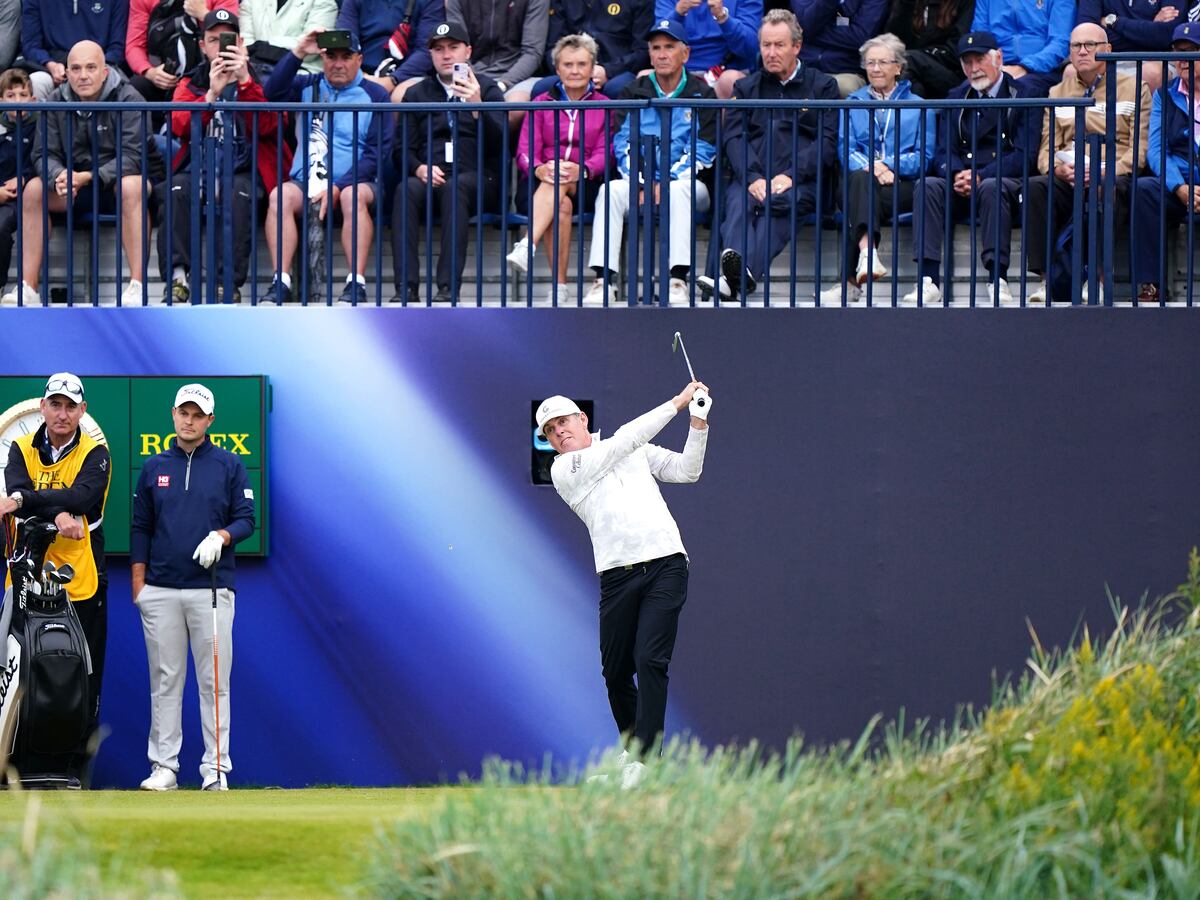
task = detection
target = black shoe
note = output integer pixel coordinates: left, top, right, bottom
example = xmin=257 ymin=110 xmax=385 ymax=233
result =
xmin=260 ymin=277 xmax=293 ymax=306
xmin=391 ymin=284 xmax=420 ymax=305
xmin=721 ymin=247 xmax=756 ymax=296
xmin=433 ymin=285 xmax=454 ymax=304
xmin=338 ymin=281 xmax=367 ymax=305
xmin=215 ymin=284 xmax=242 ymax=304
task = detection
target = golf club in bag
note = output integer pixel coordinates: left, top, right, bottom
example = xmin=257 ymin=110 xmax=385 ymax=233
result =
xmin=0 ymin=517 xmax=91 ymax=789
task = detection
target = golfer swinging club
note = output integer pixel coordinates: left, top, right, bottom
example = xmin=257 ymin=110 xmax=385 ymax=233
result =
xmin=538 ymin=379 xmax=711 ymax=784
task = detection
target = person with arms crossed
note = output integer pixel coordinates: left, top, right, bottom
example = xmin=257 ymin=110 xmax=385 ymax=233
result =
xmin=131 ymin=383 xmax=255 ymax=792
xmin=538 ymin=379 xmax=711 ymax=787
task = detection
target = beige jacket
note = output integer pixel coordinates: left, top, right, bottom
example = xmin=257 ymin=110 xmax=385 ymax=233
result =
xmin=1038 ymin=69 xmax=1150 ymax=177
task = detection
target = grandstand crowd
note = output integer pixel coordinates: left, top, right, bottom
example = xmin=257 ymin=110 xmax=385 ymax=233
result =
xmin=0 ymin=0 xmax=1195 ymax=305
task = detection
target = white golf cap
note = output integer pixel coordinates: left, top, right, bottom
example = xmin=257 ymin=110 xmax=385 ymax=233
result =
xmin=44 ymin=372 xmax=84 ymax=403
xmin=536 ymin=395 xmax=582 ymax=436
xmin=174 ymin=382 xmax=215 ymax=415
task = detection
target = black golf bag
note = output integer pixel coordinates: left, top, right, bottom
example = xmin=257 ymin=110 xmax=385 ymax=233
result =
xmin=0 ymin=518 xmax=91 ymax=788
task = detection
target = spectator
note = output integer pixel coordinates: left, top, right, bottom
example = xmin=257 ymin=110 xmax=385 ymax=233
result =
xmin=0 ymin=68 xmax=35 ymax=302
xmin=159 ymin=9 xmax=291 ymax=304
xmin=1133 ymin=22 xmax=1200 ymax=303
xmin=241 ymin=0 xmax=339 ymax=76
xmin=1079 ymin=0 xmax=1183 ymax=92
xmin=821 ymin=33 xmax=935 ymax=304
xmin=394 ymin=21 xmax=506 ymax=304
xmin=905 ymin=31 xmax=1039 ymax=306
xmin=0 ymin=0 xmax=20 ymax=74
xmin=698 ymin=9 xmax=839 ymax=303
xmin=263 ymin=28 xmax=394 ymax=305
xmin=19 ymin=0 xmax=129 ymax=100
xmin=448 ymin=0 xmax=549 ymax=113
xmin=5 ymin=40 xmax=161 ymax=307
xmin=885 ymin=0 xmax=976 ymax=99
xmin=582 ymin=19 xmax=717 ymax=307
xmin=790 ymin=0 xmax=890 ymax=97
xmin=1024 ymin=23 xmax=1149 ymax=303
xmin=540 ymin=0 xmax=653 ymax=98
xmin=126 ymin=0 xmax=238 ymax=102
xmin=656 ymin=0 xmax=761 ymax=98
xmin=336 ymin=0 xmax=442 ymax=99
xmin=969 ymin=0 xmax=1073 ymax=96
xmin=507 ymin=33 xmax=611 ymax=304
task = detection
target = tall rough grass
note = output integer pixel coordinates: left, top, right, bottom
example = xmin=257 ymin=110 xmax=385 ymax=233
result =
xmin=363 ymin=552 xmax=1200 ymax=898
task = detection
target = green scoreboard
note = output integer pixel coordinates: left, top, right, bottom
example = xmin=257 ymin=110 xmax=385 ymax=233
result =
xmin=0 ymin=376 xmax=270 ymax=556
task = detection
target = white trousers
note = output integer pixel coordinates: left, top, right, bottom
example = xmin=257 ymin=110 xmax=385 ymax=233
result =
xmin=137 ymin=584 xmax=234 ymax=782
xmin=586 ymin=177 xmax=711 ymax=274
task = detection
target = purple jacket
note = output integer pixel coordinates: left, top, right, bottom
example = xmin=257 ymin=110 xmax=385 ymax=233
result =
xmin=515 ymin=81 xmax=611 ymax=180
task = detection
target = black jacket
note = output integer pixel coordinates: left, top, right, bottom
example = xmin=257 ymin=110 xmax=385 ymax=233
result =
xmin=935 ymin=73 xmax=1041 ymax=180
xmin=0 ymin=110 xmax=36 ymax=184
xmin=545 ymin=0 xmax=652 ymax=76
xmin=397 ymin=73 xmax=507 ymax=177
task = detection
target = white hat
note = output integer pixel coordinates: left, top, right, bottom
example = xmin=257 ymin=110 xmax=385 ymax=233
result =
xmin=536 ymin=395 xmax=582 ymax=436
xmin=44 ymin=372 xmax=84 ymax=403
xmin=174 ymin=383 xmax=215 ymax=415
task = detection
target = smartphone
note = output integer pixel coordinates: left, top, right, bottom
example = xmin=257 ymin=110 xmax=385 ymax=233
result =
xmin=219 ymin=32 xmax=237 ymax=52
xmin=452 ymin=62 xmax=469 ymax=83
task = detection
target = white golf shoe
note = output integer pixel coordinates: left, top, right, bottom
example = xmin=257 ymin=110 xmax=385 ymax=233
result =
xmin=139 ymin=765 xmax=178 ymax=791
xmin=620 ymin=760 xmax=646 ymax=790
xmin=201 ymin=772 xmax=228 ymax=791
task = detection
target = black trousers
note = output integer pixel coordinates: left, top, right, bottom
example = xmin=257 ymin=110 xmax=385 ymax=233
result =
xmin=1025 ymin=173 xmax=1131 ymax=274
xmin=157 ymin=171 xmax=254 ymax=286
xmin=598 ymin=553 xmax=688 ymax=754
xmin=844 ymin=168 xmax=916 ymax=278
xmin=0 ymin=202 xmax=18 ymax=292
xmin=720 ymin=181 xmax=819 ymax=282
xmin=914 ymin=176 xmax=1020 ymax=275
xmin=393 ymin=169 xmax=498 ymax=294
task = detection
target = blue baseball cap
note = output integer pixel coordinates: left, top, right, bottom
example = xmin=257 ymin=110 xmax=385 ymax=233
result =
xmin=957 ymin=32 xmax=999 ymax=57
xmin=646 ymin=18 xmax=689 ymax=44
xmin=1172 ymin=22 xmax=1200 ymax=46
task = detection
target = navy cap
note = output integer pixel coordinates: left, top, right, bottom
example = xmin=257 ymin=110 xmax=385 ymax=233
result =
xmin=646 ymin=18 xmax=689 ymax=44
xmin=1173 ymin=22 xmax=1200 ymax=45
xmin=957 ymin=31 xmax=999 ymax=57
xmin=202 ymin=8 xmax=238 ymax=32
xmin=429 ymin=21 xmax=471 ymax=46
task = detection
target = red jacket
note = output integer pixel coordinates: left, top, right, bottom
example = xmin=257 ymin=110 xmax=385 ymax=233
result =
xmin=126 ymin=0 xmax=240 ymax=76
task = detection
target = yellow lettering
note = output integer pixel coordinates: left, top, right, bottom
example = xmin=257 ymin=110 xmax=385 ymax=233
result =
xmin=141 ymin=434 xmax=162 ymax=456
xmin=209 ymin=434 xmax=226 ymax=449
xmin=164 ymin=433 xmax=176 ymax=450
xmin=227 ymin=434 xmax=251 ymax=455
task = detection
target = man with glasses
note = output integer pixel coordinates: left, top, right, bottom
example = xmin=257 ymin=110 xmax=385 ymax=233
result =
xmin=1024 ymin=23 xmax=1149 ymax=303
xmin=970 ymin=0 xmax=1073 ymax=96
xmin=0 ymin=373 xmax=111 ymax=787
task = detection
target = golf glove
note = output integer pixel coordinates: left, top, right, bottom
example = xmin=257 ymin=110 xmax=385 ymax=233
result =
xmin=193 ymin=531 xmax=224 ymax=569
xmin=689 ymin=389 xmax=712 ymax=420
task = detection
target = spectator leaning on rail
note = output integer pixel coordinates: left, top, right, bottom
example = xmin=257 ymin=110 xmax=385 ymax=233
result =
xmin=18 ymin=0 xmax=129 ymax=100
xmin=698 ymin=9 xmax=839 ymax=304
xmin=393 ymin=21 xmax=506 ymax=305
xmin=1132 ymin=22 xmax=1200 ymax=304
xmin=583 ymin=19 xmax=717 ymax=307
xmin=884 ymin=0 xmax=976 ymax=99
xmin=0 ymin=69 xmax=36 ymax=304
xmin=240 ymin=0 xmax=339 ymax=77
xmin=790 ymin=0 xmax=890 ymax=97
xmin=1023 ymin=22 xmax=1149 ymax=304
xmin=656 ymin=0 xmax=761 ymax=99
xmin=159 ymin=9 xmax=292 ymax=304
xmin=968 ymin=0 xmax=1072 ymax=97
xmin=125 ymin=0 xmax=238 ymax=103
xmin=6 ymin=40 xmax=164 ymax=307
xmin=336 ymin=0 xmax=442 ymax=100
xmin=821 ymin=33 xmax=935 ymax=305
xmin=540 ymin=0 xmax=653 ymax=98
xmin=262 ymin=28 xmax=394 ymax=306
xmin=1079 ymin=0 xmax=1183 ymax=93
xmin=905 ymin=31 xmax=1040 ymax=306
xmin=508 ymin=33 xmax=612 ymax=305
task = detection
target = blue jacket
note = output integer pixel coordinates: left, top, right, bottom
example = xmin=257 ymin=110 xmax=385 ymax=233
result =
xmin=970 ymin=0 xmax=1072 ymax=75
xmin=839 ymin=79 xmax=936 ymax=178
xmin=1148 ymin=79 xmax=1200 ymax=192
xmin=791 ymin=0 xmax=890 ymax=75
xmin=934 ymin=73 xmax=1040 ymax=179
xmin=614 ymin=71 xmax=717 ymax=181
xmin=265 ymin=53 xmax=395 ymax=189
xmin=0 ymin=111 xmax=37 ymax=184
xmin=1078 ymin=0 xmax=1182 ymax=53
xmin=336 ymin=0 xmax=442 ymax=80
xmin=21 ymin=0 xmax=129 ymax=66
xmin=131 ymin=438 xmax=256 ymax=591
xmin=656 ymin=0 xmax=761 ymax=71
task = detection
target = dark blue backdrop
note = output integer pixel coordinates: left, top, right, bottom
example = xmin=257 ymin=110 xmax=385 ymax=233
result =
xmin=1 ymin=308 xmax=1195 ymax=788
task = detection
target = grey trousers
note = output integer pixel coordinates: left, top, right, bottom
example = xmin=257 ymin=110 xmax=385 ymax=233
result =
xmin=137 ymin=584 xmax=234 ymax=783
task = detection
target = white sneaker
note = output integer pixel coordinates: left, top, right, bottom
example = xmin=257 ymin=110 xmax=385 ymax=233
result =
xmin=546 ymin=283 xmax=570 ymax=305
xmin=620 ymin=760 xmax=646 ymax=790
xmin=667 ymin=277 xmax=689 ymax=307
xmin=582 ymin=278 xmax=617 ymax=307
xmin=201 ymin=772 xmax=228 ymax=791
xmin=121 ymin=279 xmax=144 ymax=306
xmin=585 ymin=749 xmax=631 ymax=784
xmin=2 ymin=281 xmax=39 ymax=306
xmin=902 ymin=277 xmax=942 ymax=306
xmin=820 ymin=282 xmax=862 ymax=305
xmin=1027 ymin=281 xmax=1047 ymax=305
xmin=696 ymin=274 xmax=731 ymax=301
xmin=506 ymin=237 xmax=533 ymax=273
xmin=987 ymin=277 xmax=1014 ymax=306
xmin=855 ymin=248 xmax=887 ymax=284
xmin=139 ymin=765 xmax=178 ymax=791
xmin=1081 ymin=281 xmax=1104 ymax=305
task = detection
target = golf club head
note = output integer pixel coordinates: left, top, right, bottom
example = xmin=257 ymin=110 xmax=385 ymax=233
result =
xmin=56 ymin=564 xmax=75 ymax=585
xmin=42 ymin=561 xmax=56 ymax=586
xmin=672 ymin=331 xmax=681 ymax=353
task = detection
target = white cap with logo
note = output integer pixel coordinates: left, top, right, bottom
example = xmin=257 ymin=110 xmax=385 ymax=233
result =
xmin=174 ymin=383 xmax=215 ymax=415
xmin=536 ymin=395 xmax=582 ymax=437
xmin=44 ymin=372 xmax=85 ymax=403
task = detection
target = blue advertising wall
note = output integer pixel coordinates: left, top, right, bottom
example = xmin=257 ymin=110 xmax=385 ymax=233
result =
xmin=1 ymin=308 xmax=1196 ymax=788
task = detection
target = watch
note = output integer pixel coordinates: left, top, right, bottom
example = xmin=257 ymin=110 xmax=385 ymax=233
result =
xmin=1102 ymin=13 xmax=1117 ymax=26
xmin=0 ymin=397 xmax=108 ymax=496
xmin=9 ymin=491 xmax=21 ymax=508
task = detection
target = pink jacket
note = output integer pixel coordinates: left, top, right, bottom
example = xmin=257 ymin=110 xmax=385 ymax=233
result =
xmin=515 ymin=82 xmax=611 ymax=180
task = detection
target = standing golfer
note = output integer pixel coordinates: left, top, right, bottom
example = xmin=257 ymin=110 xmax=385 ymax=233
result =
xmin=538 ymin=380 xmax=711 ymax=778
xmin=130 ymin=384 xmax=255 ymax=791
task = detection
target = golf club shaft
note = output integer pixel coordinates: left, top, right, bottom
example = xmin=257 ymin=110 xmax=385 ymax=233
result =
xmin=678 ymin=336 xmax=697 ymax=382
xmin=211 ymin=566 xmax=222 ymax=781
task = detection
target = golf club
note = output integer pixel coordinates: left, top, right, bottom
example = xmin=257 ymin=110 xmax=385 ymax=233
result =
xmin=41 ymin=561 xmax=56 ymax=594
xmin=56 ymin=564 xmax=74 ymax=585
xmin=672 ymin=332 xmax=708 ymax=412
xmin=211 ymin=564 xmax=222 ymax=787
